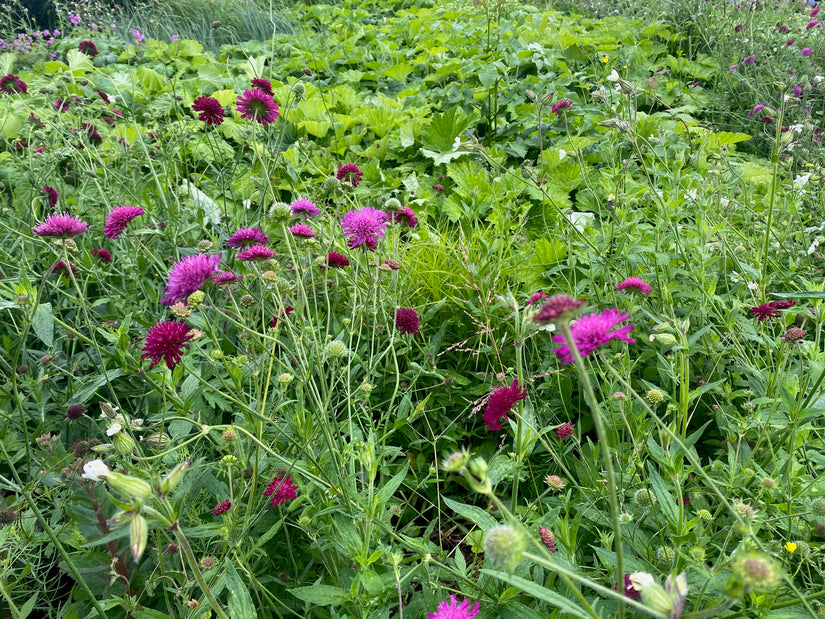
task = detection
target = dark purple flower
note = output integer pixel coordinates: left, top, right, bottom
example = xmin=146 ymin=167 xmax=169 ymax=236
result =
xmin=226 ymin=227 xmax=267 ymax=248
xmin=551 ymin=99 xmax=573 ymax=116
xmin=66 ymin=404 xmax=85 ymax=420
xmin=0 ymin=74 xmax=27 ymax=94
xmin=192 ymin=96 xmax=225 ymax=125
xmin=96 ymin=89 xmax=110 ymax=103
xmin=552 ymin=308 xmax=635 ymax=365
xmin=250 ymin=77 xmax=273 ymax=96
xmin=237 ymin=244 xmax=274 ymax=261
xmin=104 ymin=205 xmax=144 ymax=239
xmin=427 ymin=596 xmax=480 ymax=619
xmin=269 ymin=306 xmax=293 ymax=328
xmin=212 ymin=271 xmax=240 ymax=285
xmin=92 ymin=248 xmax=112 ymax=263
xmin=391 ymin=206 xmax=418 ymax=228
xmin=807 ymin=19 xmax=819 ymax=30
xmin=483 ymin=380 xmax=527 ymax=431
xmin=555 ymin=422 xmax=574 ymax=439
xmin=750 ymin=304 xmax=780 ymax=322
xmin=538 ymin=527 xmax=557 ymax=553
xmin=341 ymin=206 xmax=388 ymax=251
xmin=326 ymin=251 xmax=350 ymax=268
xmin=264 ymin=475 xmax=297 ymax=507
xmin=290 ymin=199 xmax=320 ymax=218
xmin=734 ymin=23 xmax=743 ymax=32
xmin=769 ymin=300 xmax=795 ymax=310
xmin=42 ymin=185 xmax=58 ymax=209
xmin=33 ymin=213 xmax=88 ymax=238
xmin=236 ymin=88 xmax=279 ymax=126
xmin=533 ymin=295 xmax=586 ymax=324
xmin=160 ymin=253 xmax=221 ymax=305
xmin=395 ymin=308 xmax=420 ymax=334
xmin=616 ymin=277 xmax=652 ymax=295
xmin=51 ymin=261 xmax=77 ymax=277
xmin=782 ymin=327 xmax=807 ymax=341
xmin=78 ymin=40 xmax=98 ymax=56
xmin=140 ymin=321 xmax=193 ymax=369
xmin=742 ymin=55 xmax=756 ymax=64
xmin=802 ymin=47 xmax=813 ymax=57
xmin=618 ymin=574 xmax=641 ymax=601
xmin=336 ymin=163 xmax=363 ymax=187
xmin=212 ymin=500 xmax=231 ymax=516
xmin=528 ymin=291 xmax=549 ymax=305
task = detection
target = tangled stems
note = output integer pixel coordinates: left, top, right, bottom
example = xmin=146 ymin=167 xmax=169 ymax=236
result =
xmin=557 ymin=318 xmax=625 ymax=618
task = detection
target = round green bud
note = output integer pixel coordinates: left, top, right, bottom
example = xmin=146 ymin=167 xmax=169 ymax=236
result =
xmin=197 ymin=240 xmax=214 ymax=252
xmin=484 ymin=525 xmax=525 ymax=571
xmin=811 ymin=498 xmax=825 ymax=517
xmin=187 ymin=290 xmax=206 ymax=307
xmin=268 ymin=201 xmax=292 ymax=221
xmin=384 ymin=197 xmax=401 ymax=210
xmin=325 ymin=340 xmax=349 ymax=359
xmin=655 ymin=545 xmax=675 ymax=564
xmin=634 ymin=488 xmax=653 ymax=508
xmin=323 ymin=177 xmax=341 ymax=192
xmin=733 ymin=551 xmax=782 ymax=590
xmin=646 ymin=388 xmax=664 ymax=404
xmin=278 ymin=372 xmax=294 ymax=385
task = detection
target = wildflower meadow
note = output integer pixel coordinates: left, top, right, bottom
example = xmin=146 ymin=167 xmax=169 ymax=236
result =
xmin=2 ymin=0 xmax=825 ymax=616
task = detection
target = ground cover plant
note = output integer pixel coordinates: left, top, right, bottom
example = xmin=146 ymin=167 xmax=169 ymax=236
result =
xmin=2 ymin=0 xmax=825 ymax=616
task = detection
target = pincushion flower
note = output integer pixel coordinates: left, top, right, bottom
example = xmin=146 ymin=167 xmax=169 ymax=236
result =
xmin=750 ymin=304 xmax=780 ymax=322
xmin=0 ymin=74 xmax=27 ymax=94
xmin=290 ymin=198 xmax=320 ymax=219
xmin=555 ymin=422 xmax=574 ymax=439
xmin=616 ymin=277 xmax=652 ymax=295
xmin=427 ymin=596 xmax=480 ymax=619
xmin=78 ymin=40 xmax=98 ymax=56
xmin=52 ymin=261 xmax=77 ymax=277
xmin=326 ymin=251 xmax=350 ymax=268
xmin=212 ymin=271 xmax=240 ymax=285
xmin=104 ymin=205 xmax=144 ymax=239
xmin=391 ymin=206 xmax=418 ymax=228
xmin=551 ymin=99 xmax=573 ymax=116
xmin=212 ymin=500 xmax=231 ymax=516
xmin=192 ymin=96 xmax=225 ymax=125
xmin=92 ymin=248 xmax=112 ymax=263
xmin=802 ymin=47 xmax=813 ymax=57
xmin=395 ymin=308 xmax=420 ymax=334
xmin=527 ymin=291 xmax=549 ymax=305
xmin=236 ymin=88 xmax=279 ymax=126
xmin=483 ymin=380 xmax=527 ymax=431
xmin=42 ymin=185 xmax=58 ymax=209
xmin=533 ymin=295 xmax=586 ymax=324
xmin=552 ymin=308 xmax=635 ymax=365
xmin=237 ymin=244 xmax=275 ymax=261
xmin=160 ymin=253 xmax=221 ymax=305
xmin=226 ymin=227 xmax=268 ymax=248
xmin=33 ymin=213 xmax=88 ymax=238
xmin=264 ymin=475 xmax=297 ymax=507
xmin=336 ymin=163 xmax=363 ymax=187
xmin=140 ymin=321 xmax=193 ymax=369
xmin=341 ymin=206 xmax=388 ymax=251
xmin=250 ymin=77 xmax=273 ymax=96
xmin=289 ymin=223 xmax=316 ymax=238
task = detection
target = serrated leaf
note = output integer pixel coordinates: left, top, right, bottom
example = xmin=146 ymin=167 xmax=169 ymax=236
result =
xmin=134 ymin=66 xmax=166 ymax=93
xmin=288 ymin=584 xmax=349 ymax=606
xmin=32 ymin=302 xmax=54 ymax=347
xmin=67 ymin=49 xmax=94 ymax=74
xmin=707 ymin=131 xmax=751 ymax=148
xmin=421 ymin=149 xmax=469 ymax=166
xmin=442 ymin=497 xmax=498 ymax=531
xmin=225 ymin=561 xmax=257 ymax=619
xmin=211 ymin=89 xmax=237 ymax=108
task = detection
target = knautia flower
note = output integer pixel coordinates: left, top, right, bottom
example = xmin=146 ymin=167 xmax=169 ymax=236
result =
xmin=427 ymin=596 xmax=480 ymax=619
xmin=42 ymin=185 xmax=58 ymax=209
xmin=290 ymin=198 xmax=320 ymax=219
xmin=750 ymin=304 xmax=780 ymax=322
xmin=0 ymin=74 xmax=27 ymax=94
xmin=237 ymin=244 xmax=274 ymax=261
xmin=769 ymin=300 xmax=795 ymax=310
xmin=545 ymin=474 xmax=565 ymax=489
xmin=51 ymin=261 xmax=77 ymax=277
xmin=140 ymin=321 xmax=193 ymax=369
xmin=326 ymin=251 xmax=350 ymax=268
xmin=802 ymin=47 xmax=813 ymax=57
xmin=484 ymin=525 xmax=525 ymax=570
xmin=555 ymin=422 xmax=574 ymax=439
xmin=341 ymin=206 xmax=388 ymax=251
xmin=289 ymin=223 xmax=316 ymax=238
xmin=395 ymin=308 xmax=420 ymax=334
xmin=617 ymin=277 xmax=652 ymax=295
xmin=552 ymin=308 xmax=635 ymax=365
xmin=236 ymin=88 xmax=279 ymax=126
xmin=391 ymin=205 xmax=418 ymax=228
xmin=250 ymin=77 xmax=273 ymax=95
xmin=483 ymin=380 xmax=526 ymax=431
xmin=551 ymin=99 xmax=573 ymax=115
xmin=742 ymin=55 xmax=756 ymax=65
xmin=92 ymin=248 xmax=112 ymax=263
xmin=33 ymin=213 xmax=88 ymax=238
xmin=78 ymin=40 xmax=98 ymax=56
xmin=538 ymin=527 xmax=557 ymax=553
xmin=212 ymin=271 xmax=239 ymax=285
xmin=527 ymin=291 xmax=549 ymax=305
xmin=533 ymin=295 xmax=586 ymax=324
xmin=264 ymin=475 xmax=297 ymax=507
xmin=104 ymin=205 xmax=144 ymax=239
xmin=160 ymin=253 xmax=221 ymax=305
xmin=192 ymin=96 xmax=225 ymax=125
xmin=226 ymin=227 xmax=268 ymax=248
xmin=336 ymin=163 xmax=363 ymax=187
xmin=782 ymin=327 xmax=807 ymax=342
xmin=212 ymin=500 xmax=231 ymax=516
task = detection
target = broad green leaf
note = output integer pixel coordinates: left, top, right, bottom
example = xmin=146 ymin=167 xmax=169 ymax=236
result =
xmin=67 ymin=49 xmax=94 ymax=74
xmin=442 ymin=497 xmax=498 ymax=531
xmin=706 ymin=131 xmax=751 ymax=149
xmin=32 ymin=302 xmax=54 ymax=347
xmin=288 ymin=584 xmax=349 ymax=606
xmin=225 ymin=561 xmax=257 ymax=619
xmin=211 ymin=89 xmax=237 ymax=108
xmin=134 ymin=66 xmax=166 ymax=93
xmin=739 ymin=162 xmax=773 ymax=186
xmin=421 ymin=149 xmax=468 ymax=166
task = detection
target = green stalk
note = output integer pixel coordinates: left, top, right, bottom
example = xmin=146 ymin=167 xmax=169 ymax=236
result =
xmin=172 ymin=524 xmax=229 ymax=619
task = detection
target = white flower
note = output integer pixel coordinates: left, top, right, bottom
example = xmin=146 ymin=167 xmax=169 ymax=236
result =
xmin=684 ymin=188 xmax=699 ymax=201
xmin=629 ymin=572 xmax=656 ymax=591
xmin=82 ymin=459 xmax=111 ymax=481
xmin=558 ymin=149 xmax=567 ymax=162
xmin=748 ymin=282 xmax=759 ymax=291
xmin=607 ymin=69 xmax=621 ymax=82
xmin=720 ymin=197 xmax=730 ymax=207
xmin=808 ymin=237 xmax=820 ymax=255
xmin=794 ymin=174 xmax=811 ymax=191
xmin=452 ymin=136 xmax=462 ymax=152
xmin=106 ymin=421 xmax=122 ymax=436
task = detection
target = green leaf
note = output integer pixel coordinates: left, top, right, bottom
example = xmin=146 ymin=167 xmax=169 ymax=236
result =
xmin=225 ymin=561 xmax=257 ymax=619
xmin=135 ymin=66 xmax=167 ymax=93
xmin=647 ymin=464 xmax=680 ymax=529
xmin=482 ymin=569 xmax=593 ymax=619
xmin=374 ymin=465 xmax=408 ymax=507
xmin=32 ymin=302 xmax=54 ymax=347
xmin=478 ymin=63 xmax=499 ymax=88
xmin=442 ymin=497 xmax=498 ymax=531
xmin=771 ymin=291 xmax=825 ymax=299
xmin=73 ymin=369 xmax=125 ymax=405
xmin=67 ymin=49 xmax=94 ymax=74
xmin=19 ymin=593 xmax=37 ymax=618
xmin=288 ymin=584 xmax=349 ymax=606
xmin=421 ymin=149 xmax=468 ymax=166
xmin=706 ymin=131 xmax=751 ymax=149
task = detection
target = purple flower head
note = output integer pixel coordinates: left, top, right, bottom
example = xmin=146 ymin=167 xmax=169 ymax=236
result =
xmin=483 ymin=379 xmax=527 ymax=431
xmin=290 ymin=199 xmax=320 ymax=218
xmin=160 ymin=253 xmax=221 ymax=305
xmin=552 ymin=308 xmax=635 ymax=365
xmin=289 ymin=223 xmax=316 ymax=238
xmin=734 ymin=23 xmax=743 ymax=32
xmin=793 ymin=86 xmax=803 ymax=97
xmin=0 ymin=74 xmax=27 ymax=95
xmin=742 ymin=55 xmax=756 ymax=65
xmin=749 ymin=103 xmax=765 ymax=117
xmin=51 ymin=261 xmax=77 ymax=277
xmin=192 ymin=96 xmax=225 ymax=125
xmin=264 ymin=476 xmax=297 ymax=507
xmin=33 ymin=213 xmax=88 ymax=238
xmin=341 ymin=206 xmax=388 ymax=252
xmin=555 ymin=422 xmax=574 ymax=439
xmin=92 ymin=248 xmax=112 ymax=263
xmin=427 ymin=596 xmax=480 ymax=619
xmin=212 ymin=500 xmax=231 ymax=516
xmin=236 ymin=88 xmax=279 ymax=126
xmin=226 ymin=227 xmax=268 ymax=248
xmin=78 ymin=40 xmax=98 ymax=56
xmin=616 ymin=277 xmax=652 ymax=295
xmin=395 ymin=308 xmax=420 ymax=334
xmin=778 ymin=24 xmax=790 ymax=34
xmin=813 ymin=7 xmax=821 ymax=17
xmin=326 ymin=251 xmax=350 ymax=268
xmin=391 ymin=205 xmax=418 ymax=228
xmin=131 ymin=28 xmax=144 ymax=43
xmin=140 ymin=321 xmax=193 ymax=369
xmin=807 ymin=19 xmax=820 ymax=29
xmin=750 ymin=304 xmax=779 ymax=322
xmin=250 ymin=77 xmax=273 ymax=96
xmin=69 ymin=13 xmax=80 ymax=25
xmin=551 ymin=99 xmax=573 ymax=116
xmin=534 ymin=295 xmax=586 ymax=324
xmin=618 ymin=574 xmax=641 ymax=601
xmin=212 ymin=271 xmax=239 ymax=285
xmin=104 ymin=205 xmax=144 ymax=239
xmin=42 ymin=185 xmax=58 ymax=209
xmin=336 ymin=163 xmax=363 ymax=187
xmin=237 ymin=244 xmax=275 ymax=261
xmin=802 ymin=47 xmax=813 ymax=57
xmin=729 ymin=64 xmax=738 ymax=71
xmin=527 ymin=291 xmax=549 ymax=305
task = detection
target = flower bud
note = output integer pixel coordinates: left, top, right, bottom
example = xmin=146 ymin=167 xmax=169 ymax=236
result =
xmin=106 ymin=470 xmax=153 ymax=499
xmin=325 ymin=340 xmax=349 ymax=359
xmin=525 ymin=89 xmax=537 ymax=102
xmin=733 ymin=551 xmax=781 ymax=590
xmin=441 ymin=449 xmax=470 ymax=473
xmin=649 ymin=333 xmax=678 ymax=346
xmin=130 ymin=514 xmax=148 ymax=560
xmin=629 ymin=573 xmax=673 ymax=615
xmin=160 ymin=459 xmax=189 ymax=494
xmin=291 ymin=82 xmax=306 ymax=98
xmin=484 ymin=525 xmax=525 ymax=570
xmin=188 ymin=290 xmax=205 ymax=307
xmin=112 ymin=432 xmax=136 ymax=455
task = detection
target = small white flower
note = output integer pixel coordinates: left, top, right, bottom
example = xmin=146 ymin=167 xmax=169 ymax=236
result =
xmin=558 ymin=149 xmax=567 ymax=162
xmin=748 ymin=282 xmax=759 ymax=291
xmin=452 ymin=136 xmax=462 ymax=152
xmin=82 ymin=459 xmax=111 ymax=481
xmin=242 ymin=199 xmax=252 ymax=209
xmin=720 ymin=197 xmax=730 ymax=207
xmin=607 ymin=69 xmax=621 ymax=82
xmin=106 ymin=421 xmax=122 ymax=436
xmin=683 ymin=188 xmax=699 ymax=201
xmin=794 ymin=174 xmax=811 ymax=191
xmin=808 ymin=238 xmax=820 ymax=255
xmin=629 ymin=572 xmax=656 ymax=592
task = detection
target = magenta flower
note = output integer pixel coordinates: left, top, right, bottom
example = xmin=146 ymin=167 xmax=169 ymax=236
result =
xmin=236 ymin=88 xmax=279 ymax=126
xmin=289 ymin=223 xmax=315 ymax=238
xmin=212 ymin=500 xmax=231 ymax=516
xmin=250 ymin=77 xmax=273 ymax=96
xmin=326 ymin=251 xmax=350 ymax=268
xmin=616 ymin=277 xmax=652 ymax=295
xmin=750 ymin=304 xmax=780 ymax=322
xmin=802 ymin=47 xmax=813 ymax=57
xmin=427 ymin=596 xmax=480 ymax=619
xmin=619 ymin=574 xmax=641 ymax=601
xmin=51 ymin=261 xmax=77 ymax=277
xmin=341 ymin=206 xmax=388 ymax=251
xmin=551 ymin=99 xmax=573 ymax=116
xmin=92 ymin=248 xmax=112 ymax=263
xmin=483 ymin=380 xmax=527 ymax=431
xmin=748 ymin=103 xmax=765 ymax=117
xmin=552 ymin=308 xmax=635 ymax=365
xmin=391 ymin=206 xmax=418 ymax=228
xmin=42 ymin=185 xmax=58 ymax=209
xmin=33 ymin=213 xmax=88 ymax=238
xmin=104 ymin=205 xmax=144 ymax=239
xmin=539 ymin=526 xmax=558 ymax=553
xmin=212 ymin=271 xmax=239 ymax=285
xmin=269 ymin=306 xmax=293 ymax=328
xmin=555 ymin=422 xmax=574 ymax=439
xmin=528 ymin=291 xmax=549 ymax=305
xmin=778 ymin=24 xmax=790 ymax=34
xmin=813 ymin=7 xmax=820 ymax=17
xmin=734 ymin=23 xmax=743 ymax=32
xmin=729 ymin=64 xmax=738 ymax=71
xmin=140 ymin=321 xmax=193 ymax=369
xmin=264 ymin=476 xmax=297 ymax=507
xmin=192 ymin=96 xmax=225 ymax=125
xmin=237 ymin=244 xmax=275 ymax=261
xmin=533 ymin=295 xmax=586 ymax=324
xmin=160 ymin=253 xmax=221 ymax=305
xmin=290 ymin=198 xmax=320 ymax=218
xmin=226 ymin=227 xmax=268 ymax=248
xmin=78 ymin=40 xmax=98 ymax=56
xmin=769 ymin=300 xmax=795 ymax=310
xmin=742 ymin=55 xmax=756 ymax=64
xmin=395 ymin=308 xmax=420 ymax=334
xmin=807 ymin=19 xmax=819 ymax=30
xmin=336 ymin=163 xmax=363 ymax=187
xmin=0 ymin=74 xmax=27 ymax=95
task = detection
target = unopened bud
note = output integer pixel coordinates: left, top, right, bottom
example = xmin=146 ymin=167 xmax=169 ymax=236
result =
xmin=130 ymin=514 xmax=148 ymax=560
xmin=106 ymin=471 xmax=153 ymax=499
xmin=484 ymin=525 xmax=525 ymax=570
xmin=160 ymin=459 xmax=189 ymax=494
